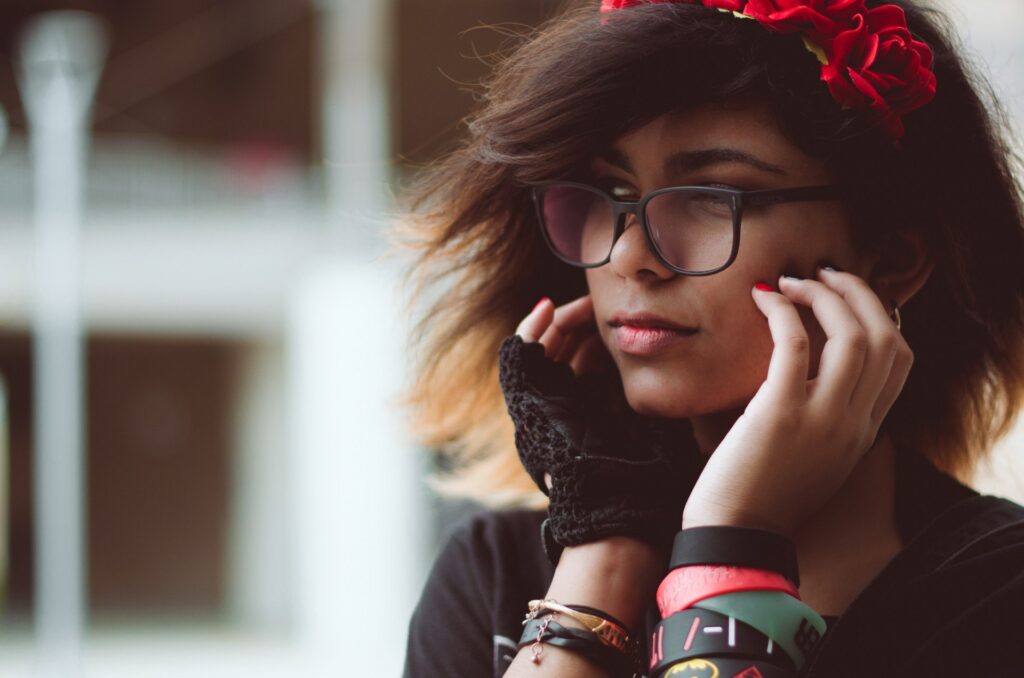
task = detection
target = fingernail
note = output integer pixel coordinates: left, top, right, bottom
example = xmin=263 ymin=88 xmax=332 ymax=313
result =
xmin=781 ymin=275 xmax=802 ymax=281
xmin=532 ymin=297 xmax=550 ymax=313
xmin=819 ymin=263 xmax=842 ymax=273
xmin=754 ymin=282 xmax=775 ymax=292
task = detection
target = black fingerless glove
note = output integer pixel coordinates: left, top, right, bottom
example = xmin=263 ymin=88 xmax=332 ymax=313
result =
xmin=498 ymin=334 xmax=704 ymax=560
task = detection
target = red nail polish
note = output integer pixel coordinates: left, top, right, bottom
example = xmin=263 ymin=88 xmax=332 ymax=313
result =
xmin=754 ymin=282 xmax=775 ymax=292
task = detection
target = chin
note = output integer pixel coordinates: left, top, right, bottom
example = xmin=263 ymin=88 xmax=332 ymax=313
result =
xmin=618 ymin=364 xmax=758 ymax=420
xmin=619 ymin=375 xmax=696 ymax=419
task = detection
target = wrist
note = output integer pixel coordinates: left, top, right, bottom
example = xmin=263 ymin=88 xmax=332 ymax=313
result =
xmin=548 ymin=537 xmax=667 ymax=631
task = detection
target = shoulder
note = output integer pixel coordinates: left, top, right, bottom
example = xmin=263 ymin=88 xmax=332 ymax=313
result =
xmin=442 ymin=505 xmax=550 ymax=561
xmin=418 ymin=504 xmax=551 ymax=593
xmin=433 ymin=506 xmax=555 ymax=609
xmin=931 ymin=493 xmax=1024 ymax=566
xmin=402 ymin=506 xmax=553 ymax=678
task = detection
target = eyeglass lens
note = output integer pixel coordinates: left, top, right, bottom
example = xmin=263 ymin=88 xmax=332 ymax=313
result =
xmin=539 ymin=184 xmax=735 ymax=272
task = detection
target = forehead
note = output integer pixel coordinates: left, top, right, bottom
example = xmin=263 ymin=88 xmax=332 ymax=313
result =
xmin=595 ymin=102 xmax=833 ymax=183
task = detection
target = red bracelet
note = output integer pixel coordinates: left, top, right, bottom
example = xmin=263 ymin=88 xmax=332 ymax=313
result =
xmin=656 ymin=564 xmax=801 ymax=619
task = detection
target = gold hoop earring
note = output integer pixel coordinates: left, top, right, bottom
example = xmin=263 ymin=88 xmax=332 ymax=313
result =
xmin=891 ymin=304 xmax=902 ymax=332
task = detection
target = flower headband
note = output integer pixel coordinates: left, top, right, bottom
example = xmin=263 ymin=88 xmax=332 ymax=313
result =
xmin=599 ymin=0 xmax=936 ymax=141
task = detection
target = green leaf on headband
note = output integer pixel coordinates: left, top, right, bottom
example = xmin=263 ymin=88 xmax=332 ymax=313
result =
xmin=802 ymin=36 xmax=829 ymax=65
xmin=715 ymin=8 xmax=756 ymax=21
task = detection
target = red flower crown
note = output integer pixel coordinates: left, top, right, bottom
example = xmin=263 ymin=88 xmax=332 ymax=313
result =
xmin=599 ymin=0 xmax=936 ymax=141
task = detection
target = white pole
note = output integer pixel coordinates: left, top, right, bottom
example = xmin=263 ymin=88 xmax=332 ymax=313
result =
xmin=316 ymin=0 xmax=394 ymax=252
xmin=15 ymin=11 xmax=106 ymax=678
xmin=287 ymin=2 xmax=426 ymax=676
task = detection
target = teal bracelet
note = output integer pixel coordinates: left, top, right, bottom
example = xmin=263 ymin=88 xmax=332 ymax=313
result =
xmin=690 ymin=590 xmax=826 ymax=670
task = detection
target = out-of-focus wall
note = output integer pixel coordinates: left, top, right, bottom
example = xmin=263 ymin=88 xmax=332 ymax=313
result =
xmin=0 ymin=1 xmax=1018 ymax=677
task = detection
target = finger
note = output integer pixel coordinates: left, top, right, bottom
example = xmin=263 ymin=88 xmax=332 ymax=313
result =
xmin=538 ymin=295 xmax=597 ymax=360
xmin=750 ymin=283 xmax=811 ymax=403
xmin=870 ymin=343 xmax=913 ymax=425
xmin=516 ymin=297 xmax=554 ymax=343
xmin=777 ymin=276 xmax=867 ymax=407
xmin=815 ymin=268 xmax=904 ymax=412
xmin=554 ymin=330 xmax=586 ymax=364
xmin=569 ymin=333 xmax=613 ymax=376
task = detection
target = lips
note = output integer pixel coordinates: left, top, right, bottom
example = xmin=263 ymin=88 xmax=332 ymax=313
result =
xmin=609 ymin=312 xmax=696 ymax=333
xmin=609 ymin=312 xmax=698 ymax=356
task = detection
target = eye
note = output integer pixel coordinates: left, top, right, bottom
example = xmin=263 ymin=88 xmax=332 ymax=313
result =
xmin=688 ymin=191 xmax=733 ymax=215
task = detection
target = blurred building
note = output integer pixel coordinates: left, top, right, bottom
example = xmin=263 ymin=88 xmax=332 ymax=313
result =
xmin=0 ymin=0 xmax=1019 ymax=676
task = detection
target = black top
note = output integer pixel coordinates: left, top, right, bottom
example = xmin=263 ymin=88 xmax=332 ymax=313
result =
xmin=403 ymin=447 xmax=1024 ymax=677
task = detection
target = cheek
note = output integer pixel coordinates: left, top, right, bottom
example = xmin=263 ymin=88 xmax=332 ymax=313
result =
xmin=606 ymin=286 xmax=779 ymax=418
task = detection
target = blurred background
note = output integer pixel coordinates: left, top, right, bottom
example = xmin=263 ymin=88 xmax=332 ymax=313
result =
xmin=0 ymin=1 xmax=1019 ymax=676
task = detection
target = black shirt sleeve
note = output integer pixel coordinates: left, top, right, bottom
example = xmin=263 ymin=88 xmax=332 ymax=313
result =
xmin=402 ymin=507 xmax=555 ymax=678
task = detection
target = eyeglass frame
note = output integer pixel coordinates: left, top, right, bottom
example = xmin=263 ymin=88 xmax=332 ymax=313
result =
xmin=528 ymin=180 xmax=844 ymax=276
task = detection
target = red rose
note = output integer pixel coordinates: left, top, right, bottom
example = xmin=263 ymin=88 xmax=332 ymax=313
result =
xmin=743 ymin=0 xmax=865 ymax=44
xmin=822 ymin=4 xmax=936 ymax=139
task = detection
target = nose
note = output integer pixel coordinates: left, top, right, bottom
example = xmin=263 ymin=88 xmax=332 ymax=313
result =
xmin=607 ymin=211 xmax=677 ymax=281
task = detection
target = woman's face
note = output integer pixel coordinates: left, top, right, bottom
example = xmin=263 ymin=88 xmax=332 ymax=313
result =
xmin=585 ymin=102 xmax=869 ymax=419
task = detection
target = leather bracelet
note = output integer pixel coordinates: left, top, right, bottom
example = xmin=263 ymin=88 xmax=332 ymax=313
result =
xmin=671 ymin=526 xmax=800 ymax=587
xmin=691 ymin=590 xmax=826 ymax=671
xmin=527 ymin=598 xmax=636 ymax=657
xmin=518 ymin=616 xmax=639 ymax=677
xmin=655 ymin=655 xmax=798 ymax=678
xmin=648 ymin=607 xmax=797 ymax=676
xmin=656 ymin=564 xmax=801 ymax=618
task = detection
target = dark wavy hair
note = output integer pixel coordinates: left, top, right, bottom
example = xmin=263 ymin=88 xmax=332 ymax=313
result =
xmin=392 ymin=0 xmax=1024 ymax=505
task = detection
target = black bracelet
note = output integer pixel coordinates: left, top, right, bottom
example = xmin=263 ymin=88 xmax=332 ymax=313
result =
xmin=670 ymin=526 xmax=800 ymax=586
xmin=648 ymin=607 xmax=797 ymax=676
xmin=518 ymin=616 xmax=638 ymax=678
xmin=566 ymin=603 xmax=634 ymax=638
xmin=653 ymin=655 xmax=798 ymax=678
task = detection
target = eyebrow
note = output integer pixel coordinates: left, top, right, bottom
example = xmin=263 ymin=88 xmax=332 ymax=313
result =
xmin=595 ymin=146 xmax=787 ymax=177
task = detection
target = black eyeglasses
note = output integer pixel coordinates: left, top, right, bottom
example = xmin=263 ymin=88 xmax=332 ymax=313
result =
xmin=529 ymin=181 xmax=843 ymax=276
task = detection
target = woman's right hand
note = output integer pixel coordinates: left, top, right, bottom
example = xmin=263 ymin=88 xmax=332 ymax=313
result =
xmin=498 ymin=294 xmax=703 ymax=558
xmin=515 ymin=295 xmax=611 ymax=379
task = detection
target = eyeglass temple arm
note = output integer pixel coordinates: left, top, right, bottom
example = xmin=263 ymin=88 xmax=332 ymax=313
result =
xmin=740 ymin=185 xmax=842 ymax=209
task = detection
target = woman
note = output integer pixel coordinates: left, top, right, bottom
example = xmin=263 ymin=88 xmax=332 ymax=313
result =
xmin=396 ymin=1 xmax=1024 ymax=676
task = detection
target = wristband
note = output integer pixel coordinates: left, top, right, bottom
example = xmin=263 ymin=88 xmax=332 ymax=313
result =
xmin=671 ymin=526 xmax=800 ymax=587
xmin=518 ymin=616 xmax=639 ymax=677
xmin=691 ymin=590 xmax=826 ymax=671
xmin=648 ymin=606 xmax=797 ymax=676
xmin=526 ymin=598 xmax=637 ymax=658
xmin=656 ymin=564 xmax=801 ymax=618
xmin=656 ymin=655 xmax=798 ymax=678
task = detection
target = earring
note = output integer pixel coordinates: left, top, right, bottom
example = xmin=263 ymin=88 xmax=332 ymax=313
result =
xmin=890 ymin=304 xmax=902 ymax=332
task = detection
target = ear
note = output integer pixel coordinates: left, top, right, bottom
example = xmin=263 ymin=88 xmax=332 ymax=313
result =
xmin=867 ymin=229 xmax=934 ymax=310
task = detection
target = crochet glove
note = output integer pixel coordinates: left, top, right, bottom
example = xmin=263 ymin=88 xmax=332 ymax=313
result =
xmin=498 ymin=334 xmax=704 ymax=559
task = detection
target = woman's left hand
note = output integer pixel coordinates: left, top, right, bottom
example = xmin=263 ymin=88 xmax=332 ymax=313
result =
xmin=681 ymin=267 xmax=913 ymax=538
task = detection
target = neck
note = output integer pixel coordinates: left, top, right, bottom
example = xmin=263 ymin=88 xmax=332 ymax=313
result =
xmin=689 ymin=411 xmax=903 ymax=613
xmin=688 ymin=411 xmax=899 ymax=539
